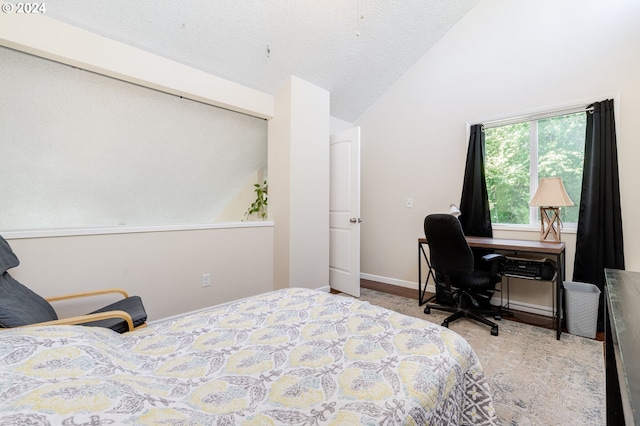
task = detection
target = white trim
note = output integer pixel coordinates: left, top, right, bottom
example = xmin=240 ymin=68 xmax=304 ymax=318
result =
xmin=468 ymin=94 xmax=620 ymax=129
xmin=148 ymin=285 xmax=331 ymax=325
xmin=148 ymin=277 xmax=554 ymax=326
xmin=491 ymin=223 xmax=577 ymax=233
xmin=147 ymin=290 xmax=273 ymax=325
xmin=464 ymin=94 xmax=621 ymax=148
xmin=482 ymin=104 xmax=592 ymax=129
xmin=490 ymin=297 xmax=553 ymax=317
xmin=360 ymin=273 xmax=420 ymax=291
xmin=362 ymin=273 xmax=553 ymax=317
xmin=529 ymin=121 xmax=540 ymax=225
xmin=2 ymin=221 xmax=274 ymax=240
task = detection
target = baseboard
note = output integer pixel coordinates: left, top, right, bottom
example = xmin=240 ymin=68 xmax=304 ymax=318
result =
xmin=494 ymin=298 xmax=553 ymax=317
xmin=151 ymin=285 xmax=332 ymax=325
xmin=361 ymin=273 xmax=553 ymax=318
xmin=360 ymin=273 xmax=427 ymax=292
xmin=148 ymin=290 xmax=272 ymax=324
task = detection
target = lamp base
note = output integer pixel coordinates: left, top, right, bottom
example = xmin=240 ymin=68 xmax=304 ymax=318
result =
xmin=539 ymin=207 xmax=562 ymax=241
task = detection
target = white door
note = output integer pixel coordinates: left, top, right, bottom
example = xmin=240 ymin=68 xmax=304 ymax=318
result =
xmin=329 ymin=127 xmax=361 ymax=297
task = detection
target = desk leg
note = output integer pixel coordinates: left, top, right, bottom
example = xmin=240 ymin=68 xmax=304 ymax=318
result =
xmin=418 ymin=241 xmax=436 ymax=306
xmin=556 ymin=272 xmax=561 ymax=340
xmin=418 ymin=241 xmax=424 ymax=305
xmin=556 ymin=252 xmax=564 ymax=340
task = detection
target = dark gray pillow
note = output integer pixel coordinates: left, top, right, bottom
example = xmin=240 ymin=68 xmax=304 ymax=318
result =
xmin=0 ymin=272 xmax=58 ymax=328
xmin=0 ymin=236 xmax=19 ymax=274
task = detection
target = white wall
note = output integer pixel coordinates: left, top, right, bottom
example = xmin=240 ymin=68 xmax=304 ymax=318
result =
xmin=1 ymin=46 xmax=268 ymax=231
xmin=7 ymin=226 xmax=274 ymax=321
xmin=269 ymin=76 xmax=331 ymax=290
xmin=1 ymin=27 xmax=330 ymax=321
xmin=0 ymin=15 xmax=279 ymax=321
xmin=1 ymin=16 xmax=320 ymax=320
xmin=330 ymin=116 xmax=355 ymax=135
xmin=216 ymin=169 xmax=268 ymax=222
xmin=288 ymin=78 xmax=330 ymax=289
xmin=356 ymin=0 xmax=640 ymax=313
xmin=0 ymin=14 xmax=273 ymax=118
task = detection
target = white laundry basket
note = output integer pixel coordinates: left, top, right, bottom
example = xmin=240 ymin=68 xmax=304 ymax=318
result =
xmin=563 ymin=281 xmax=601 ymax=339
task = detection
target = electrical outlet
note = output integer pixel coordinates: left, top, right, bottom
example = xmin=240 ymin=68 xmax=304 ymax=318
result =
xmin=201 ymin=273 xmax=210 ymax=288
xmin=406 ymin=198 xmax=413 ymax=208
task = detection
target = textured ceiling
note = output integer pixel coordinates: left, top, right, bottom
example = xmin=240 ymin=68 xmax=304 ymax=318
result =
xmin=46 ymin=0 xmax=479 ymax=121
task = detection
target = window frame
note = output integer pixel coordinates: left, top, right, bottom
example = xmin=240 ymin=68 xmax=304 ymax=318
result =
xmin=471 ymin=103 xmax=593 ymax=232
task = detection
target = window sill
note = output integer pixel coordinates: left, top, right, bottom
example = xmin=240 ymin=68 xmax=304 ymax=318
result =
xmin=491 ymin=223 xmax=577 ymax=234
xmin=1 ymin=221 xmax=275 ymax=240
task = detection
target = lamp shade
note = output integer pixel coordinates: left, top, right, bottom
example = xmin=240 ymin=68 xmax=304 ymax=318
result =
xmin=449 ymin=204 xmax=461 ymax=217
xmin=529 ymin=177 xmax=574 ymax=207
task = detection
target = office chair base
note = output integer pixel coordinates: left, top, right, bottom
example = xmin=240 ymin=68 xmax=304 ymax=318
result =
xmin=424 ymin=305 xmax=459 ymax=315
xmin=425 ymin=304 xmax=500 ymax=336
xmin=441 ymin=319 xmax=499 ymax=336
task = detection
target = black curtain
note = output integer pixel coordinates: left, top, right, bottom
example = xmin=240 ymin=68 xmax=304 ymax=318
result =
xmin=459 ymin=124 xmax=493 ymax=237
xmin=573 ymin=99 xmax=625 ymax=331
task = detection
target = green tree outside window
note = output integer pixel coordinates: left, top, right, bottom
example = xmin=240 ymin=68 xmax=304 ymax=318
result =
xmin=485 ymin=112 xmax=585 ymax=225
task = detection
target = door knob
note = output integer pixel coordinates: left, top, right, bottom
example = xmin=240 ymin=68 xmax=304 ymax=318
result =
xmin=350 ymin=218 xmax=362 ymax=223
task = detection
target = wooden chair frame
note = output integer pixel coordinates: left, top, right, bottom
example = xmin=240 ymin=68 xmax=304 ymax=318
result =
xmin=21 ymin=288 xmax=147 ymax=332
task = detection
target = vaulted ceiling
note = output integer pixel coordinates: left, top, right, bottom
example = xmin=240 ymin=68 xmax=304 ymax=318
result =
xmin=47 ymin=0 xmax=479 ymax=122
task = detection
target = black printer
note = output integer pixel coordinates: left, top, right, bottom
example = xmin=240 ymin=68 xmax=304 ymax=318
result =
xmin=502 ymin=256 xmax=555 ymax=280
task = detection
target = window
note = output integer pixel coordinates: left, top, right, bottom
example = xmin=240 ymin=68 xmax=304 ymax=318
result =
xmin=1 ymin=46 xmax=268 ymax=232
xmin=484 ymin=111 xmax=586 ymax=226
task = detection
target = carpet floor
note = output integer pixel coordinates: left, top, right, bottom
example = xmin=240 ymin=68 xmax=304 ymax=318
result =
xmin=340 ymin=288 xmax=606 ymax=426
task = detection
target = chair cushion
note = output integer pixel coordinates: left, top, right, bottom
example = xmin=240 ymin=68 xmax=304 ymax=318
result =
xmin=0 ymin=272 xmax=58 ymax=327
xmin=82 ymin=295 xmax=147 ymax=333
xmin=451 ymin=269 xmax=498 ymax=291
xmin=0 ymin=236 xmax=20 ymax=274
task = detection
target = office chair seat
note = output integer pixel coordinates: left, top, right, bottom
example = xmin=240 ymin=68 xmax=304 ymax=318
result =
xmin=449 ymin=270 xmax=494 ymax=289
xmin=82 ymin=296 xmax=147 ymax=334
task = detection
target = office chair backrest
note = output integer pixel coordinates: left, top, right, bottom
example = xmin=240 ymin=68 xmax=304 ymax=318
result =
xmin=0 ymin=235 xmax=19 ymax=273
xmin=424 ymin=214 xmax=474 ymax=275
xmin=0 ymin=236 xmax=59 ymax=328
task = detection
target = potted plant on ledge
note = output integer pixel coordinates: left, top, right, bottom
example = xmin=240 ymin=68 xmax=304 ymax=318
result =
xmin=243 ymin=180 xmax=268 ymax=220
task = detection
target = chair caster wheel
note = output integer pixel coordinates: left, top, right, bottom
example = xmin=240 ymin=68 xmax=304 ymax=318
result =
xmin=494 ymin=314 xmax=502 ymax=320
xmin=491 ymin=326 xmax=499 ymax=336
xmin=424 ymin=307 xmax=430 ymax=314
xmin=441 ymin=321 xmax=449 ymax=328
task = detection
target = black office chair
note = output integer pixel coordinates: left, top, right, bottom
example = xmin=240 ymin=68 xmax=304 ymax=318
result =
xmin=422 ymin=214 xmax=504 ymax=336
xmin=0 ymin=235 xmax=147 ymax=333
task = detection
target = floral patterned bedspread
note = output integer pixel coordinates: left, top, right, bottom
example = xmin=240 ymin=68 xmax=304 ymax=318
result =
xmin=0 ymin=288 xmax=496 ymax=425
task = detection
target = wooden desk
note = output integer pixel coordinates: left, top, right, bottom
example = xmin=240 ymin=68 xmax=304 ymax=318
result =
xmin=418 ymin=236 xmax=566 ymax=339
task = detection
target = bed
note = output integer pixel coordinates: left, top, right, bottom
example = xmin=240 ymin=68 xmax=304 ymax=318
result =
xmin=0 ymin=288 xmax=497 ymax=425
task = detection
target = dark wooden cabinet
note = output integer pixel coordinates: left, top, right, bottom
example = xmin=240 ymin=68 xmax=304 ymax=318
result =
xmin=605 ymin=268 xmax=640 ymax=425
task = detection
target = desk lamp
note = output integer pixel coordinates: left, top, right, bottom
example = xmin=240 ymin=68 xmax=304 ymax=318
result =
xmin=529 ymin=177 xmax=574 ymax=241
